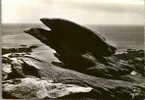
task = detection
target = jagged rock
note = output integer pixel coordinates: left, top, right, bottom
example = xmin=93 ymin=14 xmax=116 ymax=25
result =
xmin=2 ymin=45 xmax=38 ymax=55
xmin=3 ymin=78 xmax=92 ymax=99
xmin=2 ymin=48 xmax=145 ymax=99
xmin=24 ymin=18 xmax=117 ymax=66
xmin=115 ymin=49 xmax=144 ymax=76
xmin=2 ymin=53 xmax=41 ymax=80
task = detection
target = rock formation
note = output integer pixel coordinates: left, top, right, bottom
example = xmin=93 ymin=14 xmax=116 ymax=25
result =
xmin=2 ymin=18 xmax=144 ymax=99
xmin=2 ymin=47 xmax=145 ymax=100
xmin=25 ymin=18 xmax=116 ymax=67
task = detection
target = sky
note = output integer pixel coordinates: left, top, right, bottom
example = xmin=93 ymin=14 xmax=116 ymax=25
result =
xmin=2 ymin=0 xmax=144 ymax=25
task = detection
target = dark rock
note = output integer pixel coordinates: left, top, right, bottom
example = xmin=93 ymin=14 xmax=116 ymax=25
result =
xmin=25 ymin=18 xmax=117 ymax=66
xmin=115 ymin=49 xmax=144 ymax=76
xmin=2 ymin=45 xmax=38 ymax=55
xmin=2 ymin=48 xmax=145 ymax=99
xmin=2 ymin=53 xmax=41 ymax=80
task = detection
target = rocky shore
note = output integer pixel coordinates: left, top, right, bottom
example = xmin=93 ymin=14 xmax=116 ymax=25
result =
xmin=2 ymin=46 xmax=145 ymax=100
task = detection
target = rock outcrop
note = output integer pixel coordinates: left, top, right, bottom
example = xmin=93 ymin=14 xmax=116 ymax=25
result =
xmin=25 ymin=18 xmax=117 ymax=66
xmin=2 ymin=47 xmax=145 ymax=100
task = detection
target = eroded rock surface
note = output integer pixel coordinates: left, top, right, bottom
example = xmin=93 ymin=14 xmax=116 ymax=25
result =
xmin=3 ymin=77 xmax=92 ymax=99
xmin=2 ymin=47 xmax=145 ymax=100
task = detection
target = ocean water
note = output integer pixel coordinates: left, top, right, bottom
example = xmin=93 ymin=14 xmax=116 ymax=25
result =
xmin=2 ymin=23 xmax=144 ymax=49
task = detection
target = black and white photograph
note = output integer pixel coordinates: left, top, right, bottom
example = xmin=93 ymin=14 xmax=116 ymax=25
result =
xmin=1 ymin=0 xmax=144 ymax=99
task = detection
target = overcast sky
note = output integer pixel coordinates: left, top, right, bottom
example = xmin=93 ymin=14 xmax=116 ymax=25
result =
xmin=2 ymin=0 xmax=144 ymax=25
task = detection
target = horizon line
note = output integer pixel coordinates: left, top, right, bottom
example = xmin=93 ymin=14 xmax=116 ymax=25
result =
xmin=1 ymin=23 xmax=144 ymax=26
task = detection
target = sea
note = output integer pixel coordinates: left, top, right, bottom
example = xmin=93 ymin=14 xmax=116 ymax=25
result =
xmin=2 ymin=23 xmax=144 ymax=49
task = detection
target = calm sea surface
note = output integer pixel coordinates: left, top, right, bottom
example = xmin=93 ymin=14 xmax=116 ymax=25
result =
xmin=2 ymin=24 xmax=144 ymax=49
